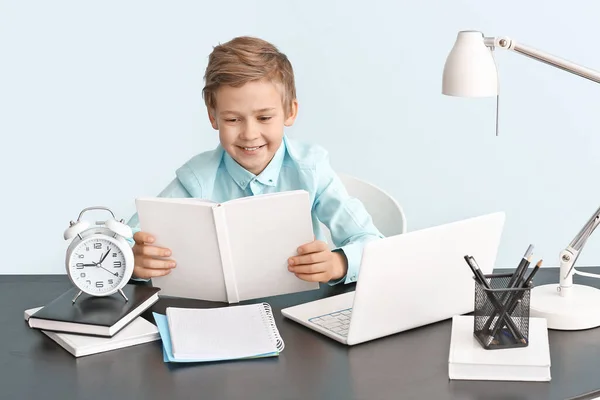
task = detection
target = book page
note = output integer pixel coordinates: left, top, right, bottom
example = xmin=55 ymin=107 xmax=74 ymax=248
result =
xmin=166 ymin=305 xmax=278 ymax=360
xmin=222 ymin=190 xmax=319 ymax=301
xmin=135 ymin=198 xmax=227 ymax=302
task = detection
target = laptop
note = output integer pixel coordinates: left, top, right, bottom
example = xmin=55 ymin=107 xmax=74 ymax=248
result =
xmin=281 ymin=212 xmax=505 ymax=346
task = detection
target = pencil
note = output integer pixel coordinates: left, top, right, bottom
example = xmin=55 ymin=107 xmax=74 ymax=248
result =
xmin=522 ymin=259 xmax=542 ymax=288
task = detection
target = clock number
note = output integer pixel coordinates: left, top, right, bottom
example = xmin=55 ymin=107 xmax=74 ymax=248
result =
xmin=112 ymin=253 xmax=117 ymax=257
xmin=96 ymin=281 xmax=104 ymax=288
xmin=94 ymin=243 xmax=102 ymax=249
xmin=86 ymin=280 xmax=91 ymax=285
xmin=86 ymin=247 xmax=89 ymax=251
xmin=77 ymin=254 xmax=84 ymax=259
xmin=76 ymin=263 xmax=84 ymax=269
xmin=108 ymin=279 xmax=113 ymax=285
xmin=113 ymin=261 xmax=122 ymax=268
xmin=80 ymin=273 xmax=86 ymax=278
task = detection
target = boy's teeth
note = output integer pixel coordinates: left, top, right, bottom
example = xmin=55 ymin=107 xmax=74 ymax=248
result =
xmin=244 ymin=146 xmax=260 ymax=150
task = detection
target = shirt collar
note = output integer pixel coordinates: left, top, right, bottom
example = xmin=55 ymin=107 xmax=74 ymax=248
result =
xmin=223 ymin=139 xmax=286 ymax=190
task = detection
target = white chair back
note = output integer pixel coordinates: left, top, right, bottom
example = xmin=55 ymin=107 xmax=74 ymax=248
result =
xmin=320 ymin=173 xmax=406 ymax=247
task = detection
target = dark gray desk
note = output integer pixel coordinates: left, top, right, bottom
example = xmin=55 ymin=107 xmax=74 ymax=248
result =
xmin=3 ymin=268 xmax=600 ymax=400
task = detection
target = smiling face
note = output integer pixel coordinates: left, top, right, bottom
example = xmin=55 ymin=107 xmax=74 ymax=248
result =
xmin=208 ymin=80 xmax=298 ymax=176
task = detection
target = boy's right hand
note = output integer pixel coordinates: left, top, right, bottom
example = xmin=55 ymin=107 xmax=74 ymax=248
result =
xmin=132 ymin=231 xmax=176 ymax=279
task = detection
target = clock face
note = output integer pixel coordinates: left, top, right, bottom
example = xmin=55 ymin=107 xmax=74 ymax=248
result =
xmin=68 ymin=236 xmax=127 ymax=295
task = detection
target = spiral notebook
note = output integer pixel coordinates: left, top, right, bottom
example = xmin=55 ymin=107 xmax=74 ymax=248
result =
xmin=153 ymin=303 xmax=284 ymax=362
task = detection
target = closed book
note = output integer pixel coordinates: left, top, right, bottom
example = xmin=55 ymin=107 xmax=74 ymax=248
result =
xmin=448 ymin=315 xmax=551 ymax=382
xmin=28 ymin=285 xmax=160 ymax=337
xmin=25 ymin=307 xmax=160 ymax=357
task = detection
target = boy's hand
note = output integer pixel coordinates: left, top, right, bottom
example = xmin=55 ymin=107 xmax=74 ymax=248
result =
xmin=288 ymin=240 xmax=348 ymax=283
xmin=132 ymin=231 xmax=176 ymax=279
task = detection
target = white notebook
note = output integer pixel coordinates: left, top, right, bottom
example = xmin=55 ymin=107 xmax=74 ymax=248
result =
xmin=135 ymin=190 xmax=319 ymax=303
xmin=165 ymin=303 xmax=284 ymax=361
xmin=448 ymin=315 xmax=551 ymax=382
xmin=25 ymin=306 xmax=160 ymax=357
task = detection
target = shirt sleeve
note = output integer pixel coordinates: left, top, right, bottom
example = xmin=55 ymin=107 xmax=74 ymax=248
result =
xmin=126 ymin=178 xmax=192 ymax=282
xmin=312 ymin=155 xmax=384 ymax=285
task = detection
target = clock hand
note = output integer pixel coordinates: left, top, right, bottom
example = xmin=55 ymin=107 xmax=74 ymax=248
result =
xmin=95 ymin=263 xmax=119 ymax=277
xmin=98 ymin=247 xmax=112 ymax=265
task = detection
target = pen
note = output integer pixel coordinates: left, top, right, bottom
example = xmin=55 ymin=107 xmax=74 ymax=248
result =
xmin=512 ymin=255 xmax=532 ymax=289
xmin=463 ymin=255 xmax=485 ymax=285
xmin=506 ymin=259 xmax=542 ymax=315
xmin=507 ymin=244 xmax=534 ymax=290
xmin=465 ymin=256 xmax=488 ymax=288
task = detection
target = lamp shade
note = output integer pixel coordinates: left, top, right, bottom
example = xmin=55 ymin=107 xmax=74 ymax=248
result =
xmin=442 ymin=31 xmax=498 ymax=97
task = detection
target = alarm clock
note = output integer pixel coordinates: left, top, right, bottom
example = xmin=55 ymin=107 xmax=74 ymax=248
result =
xmin=64 ymin=206 xmax=134 ymax=303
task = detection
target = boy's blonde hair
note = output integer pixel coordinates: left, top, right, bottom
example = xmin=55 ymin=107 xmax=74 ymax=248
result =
xmin=203 ymin=36 xmax=296 ymax=115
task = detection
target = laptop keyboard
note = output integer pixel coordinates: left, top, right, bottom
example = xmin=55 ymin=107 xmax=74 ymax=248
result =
xmin=308 ymin=308 xmax=353 ymax=337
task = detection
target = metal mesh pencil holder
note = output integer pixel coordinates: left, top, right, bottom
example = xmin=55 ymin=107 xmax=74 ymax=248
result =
xmin=473 ymin=273 xmax=531 ymax=350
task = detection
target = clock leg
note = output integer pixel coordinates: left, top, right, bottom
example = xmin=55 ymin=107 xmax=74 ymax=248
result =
xmin=118 ymin=288 xmax=129 ymax=302
xmin=72 ymin=290 xmax=83 ymax=303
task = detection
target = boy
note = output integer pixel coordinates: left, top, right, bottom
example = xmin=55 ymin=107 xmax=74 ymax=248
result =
xmin=128 ymin=36 xmax=383 ymax=285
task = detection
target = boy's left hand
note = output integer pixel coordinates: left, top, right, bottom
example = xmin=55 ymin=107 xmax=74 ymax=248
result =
xmin=288 ymin=240 xmax=347 ymax=283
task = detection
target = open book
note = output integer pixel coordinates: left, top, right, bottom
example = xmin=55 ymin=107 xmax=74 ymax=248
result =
xmin=135 ymin=190 xmax=319 ymax=303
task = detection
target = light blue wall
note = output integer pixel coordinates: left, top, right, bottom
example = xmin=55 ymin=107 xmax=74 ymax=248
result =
xmin=2 ymin=0 xmax=600 ymax=274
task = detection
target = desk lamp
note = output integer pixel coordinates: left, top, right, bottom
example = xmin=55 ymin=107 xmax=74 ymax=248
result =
xmin=442 ymin=30 xmax=600 ymax=330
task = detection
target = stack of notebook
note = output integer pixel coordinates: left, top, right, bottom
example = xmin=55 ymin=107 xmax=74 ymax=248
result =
xmin=25 ymin=285 xmax=161 ymax=357
xmin=154 ymin=302 xmax=285 ymax=363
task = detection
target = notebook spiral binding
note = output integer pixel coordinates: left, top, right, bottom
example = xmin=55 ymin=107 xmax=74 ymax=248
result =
xmin=260 ymin=302 xmax=285 ymax=352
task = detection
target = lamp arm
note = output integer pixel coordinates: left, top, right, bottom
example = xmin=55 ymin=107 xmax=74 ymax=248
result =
xmin=558 ymin=208 xmax=600 ymax=294
xmin=569 ymin=207 xmax=600 ymax=252
xmin=483 ymin=36 xmax=600 ymax=84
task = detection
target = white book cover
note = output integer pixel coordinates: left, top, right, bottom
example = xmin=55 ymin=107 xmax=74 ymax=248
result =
xmin=135 ymin=190 xmax=319 ymax=303
xmin=25 ymin=307 xmax=160 ymax=357
xmin=448 ymin=315 xmax=551 ymax=382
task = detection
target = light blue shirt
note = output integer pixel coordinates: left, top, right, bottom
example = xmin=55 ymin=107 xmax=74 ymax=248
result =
xmin=127 ymin=135 xmax=383 ymax=284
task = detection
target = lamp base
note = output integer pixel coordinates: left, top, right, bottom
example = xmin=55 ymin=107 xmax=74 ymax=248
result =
xmin=530 ymin=284 xmax=600 ymax=330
